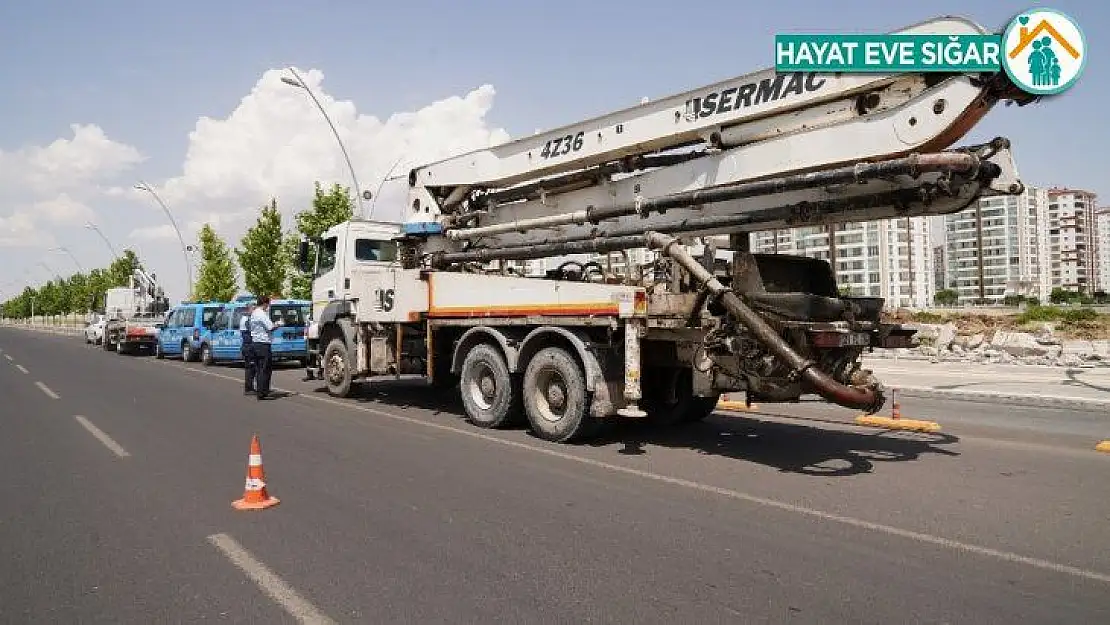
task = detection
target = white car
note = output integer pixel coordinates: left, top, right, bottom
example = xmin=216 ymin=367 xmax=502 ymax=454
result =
xmin=84 ymin=316 xmax=106 ymax=345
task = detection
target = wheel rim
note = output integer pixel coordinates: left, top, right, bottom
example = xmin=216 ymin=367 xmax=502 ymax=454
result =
xmin=466 ymin=361 xmax=498 ymax=411
xmin=203 ymin=347 xmax=210 ymax=361
xmin=326 ymin=351 xmax=346 ymax=386
xmin=531 ymin=365 xmax=569 ymax=423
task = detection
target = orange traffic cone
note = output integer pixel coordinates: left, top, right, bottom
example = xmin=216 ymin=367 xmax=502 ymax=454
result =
xmin=232 ymin=434 xmax=280 ymax=511
xmin=891 ymin=388 xmax=901 ymax=420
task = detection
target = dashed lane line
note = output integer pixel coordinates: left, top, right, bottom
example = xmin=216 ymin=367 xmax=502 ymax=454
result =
xmin=174 ymin=361 xmax=1110 ymax=586
xmin=207 ymin=533 xmax=336 ymax=625
xmin=35 ymin=381 xmax=59 ymax=399
xmin=15 ymin=364 xmax=28 ymax=374
xmin=3 ymin=354 xmax=11 ymax=361
xmin=74 ymin=416 xmax=131 ymax=458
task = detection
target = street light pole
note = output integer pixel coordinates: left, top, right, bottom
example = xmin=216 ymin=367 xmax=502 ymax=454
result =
xmin=84 ymin=222 xmax=121 ymax=262
xmin=50 ymin=246 xmax=85 ymax=273
xmin=280 ymin=67 xmax=367 ymax=217
xmin=134 ymin=181 xmax=194 ymax=298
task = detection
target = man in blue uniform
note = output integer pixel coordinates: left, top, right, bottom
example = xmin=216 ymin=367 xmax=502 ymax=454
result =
xmin=249 ymin=295 xmax=284 ymax=400
xmin=239 ymin=302 xmax=256 ymax=394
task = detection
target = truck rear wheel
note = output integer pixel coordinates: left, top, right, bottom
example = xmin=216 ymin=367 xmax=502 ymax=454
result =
xmin=323 ymin=337 xmax=353 ymax=398
xmin=522 ymin=346 xmax=595 ymax=443
xmin=643 ymin=368 xmax=719 ymax=426
xmin=459 ymin=343 xmax=521 ymax=429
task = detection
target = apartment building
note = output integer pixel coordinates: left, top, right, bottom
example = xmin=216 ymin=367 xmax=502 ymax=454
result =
xmin=750 ymin=218 xmax=934 ymax=309
xmin=941 ymin=186 xmax=1050 ymax=304
xmin=1096 ymin=207 xmax=1110 ymax=293
xmin=932 ymin=244 xmax=946 ymax=296
xmin=1047 ymin=187 xmax=1099 ymax=293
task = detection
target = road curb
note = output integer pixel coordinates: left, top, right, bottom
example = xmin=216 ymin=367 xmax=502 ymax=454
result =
xmin=854 ymin=414 xmax=942 ymax=433
xmin=894 ymin=386 xmax=1110 ymax=411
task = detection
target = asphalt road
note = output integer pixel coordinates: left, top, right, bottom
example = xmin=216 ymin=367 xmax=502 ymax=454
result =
xmin=2 ymin=328 xmax=1109 ymax=624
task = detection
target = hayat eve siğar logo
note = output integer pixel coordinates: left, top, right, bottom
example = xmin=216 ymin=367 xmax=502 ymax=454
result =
xmin=1001 ymin=8 xmax=1087 ymax=95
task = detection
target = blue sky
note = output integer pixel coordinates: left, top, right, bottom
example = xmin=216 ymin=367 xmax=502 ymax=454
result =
xmin=0 ymin=0 xmax=1103 ymax=302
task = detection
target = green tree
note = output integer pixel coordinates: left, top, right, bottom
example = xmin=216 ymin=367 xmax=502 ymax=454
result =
xmin=1 ymin=249 xmax=154 ymax=318
xmin=193 ymin=224 xmax=238 ymax=302
xmin=933 ymin=289 xmax=958 ymax=306
xmin=236 ymin=198 xmax=288 ymax=298
xmin=106 ymin=249 xmax=142 ymax=288
xmin=288 ymin=181 xmax=355 ymax=299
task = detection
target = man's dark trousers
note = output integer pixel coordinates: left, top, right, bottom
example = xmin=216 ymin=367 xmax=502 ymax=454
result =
xmin=252 ymin=342 xmax=274 ymax=397
xmin=241 ymin=336 xmax=255 ymax=392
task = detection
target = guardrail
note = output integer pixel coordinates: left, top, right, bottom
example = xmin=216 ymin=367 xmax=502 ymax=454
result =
xmin=0 ymin=318 xmax=86 ymax=336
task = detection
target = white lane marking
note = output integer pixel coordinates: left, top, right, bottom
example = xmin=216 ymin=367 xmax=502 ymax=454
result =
xmin=207 ymin=533 xmax=336 ymax=625
xmin=35 ymin=381 xmax=59 ymax=399
xmin=3 ymin=354 xmax=11 ymax=361
xmin=74 ymin=416 xmax=131 ymax=458
xmin=179 ymin=363 xmax=1110 ymax=586
xmin=15 ymin=364 xmax=28 ymax=374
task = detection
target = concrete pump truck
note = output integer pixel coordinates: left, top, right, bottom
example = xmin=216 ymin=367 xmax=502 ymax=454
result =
xmin=297 ymin=16 xmax=1038 ymax=443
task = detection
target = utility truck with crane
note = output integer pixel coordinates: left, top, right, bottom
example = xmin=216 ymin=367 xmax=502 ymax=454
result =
xmin=100 ymin=266 xmax=170 ymax=354
xmin=298 ymin=16 xmax=1037 ymax=443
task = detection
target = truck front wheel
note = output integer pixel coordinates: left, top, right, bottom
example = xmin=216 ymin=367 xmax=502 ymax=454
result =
xmin=522 ymin=346 xmax=595 ymax=443
xmin=323 ymin=337 xmax=353 ymax=397
xmin=459 ymin=343 xmax=521 ymax=429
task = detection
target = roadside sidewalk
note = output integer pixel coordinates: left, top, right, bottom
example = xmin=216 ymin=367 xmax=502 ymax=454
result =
xmin=864 ymin=359 xmax=1110 ymax=410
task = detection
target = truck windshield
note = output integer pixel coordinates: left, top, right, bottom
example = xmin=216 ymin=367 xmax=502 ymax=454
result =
xmin=270 ymin=304 xmax=308 ymax=327
xmin=316 ymin=237 xmax=337 ymax=277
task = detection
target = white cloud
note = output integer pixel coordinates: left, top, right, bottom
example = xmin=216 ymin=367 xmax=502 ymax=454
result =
xmin=0 ymin=212 xmax=55 ymax=248
xmin=0 ymin=123 xmax=145 ymax=195
xmin=148 ymin=68 xmax=511 ymax=230
xmin=33 ymin=194 xmax=96 ymax=225
xmin=129 ymin=225 xmax=178 ymax=241
xmin=0 ymin=124 xmax=145 ymax=252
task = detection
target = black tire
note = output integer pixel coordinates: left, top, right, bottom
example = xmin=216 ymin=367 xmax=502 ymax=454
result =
xmin=459 ymin=343 xmax=521 ymax=429
xmin=182 ymin=341 xmax=194 ymax=362
xmin=201 ymin=343 xmax=214 ymax=366
xmin=103 ymin=334 xmax=115 ymax=351
xmin=323 ymin=337 xmax=353 ymax=397
xmin=522 ymin=346 xmax=596 ymax=443
xmin=642 ymin=367 xmax=720 ymax=426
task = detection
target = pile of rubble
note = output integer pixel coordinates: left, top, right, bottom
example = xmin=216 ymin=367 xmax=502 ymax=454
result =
xmin=870 ymin=322 xmax=1110 ymax=367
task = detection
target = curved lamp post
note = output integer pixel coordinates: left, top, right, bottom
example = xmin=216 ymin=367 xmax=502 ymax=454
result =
xmin=50 ymin=246 xmax=84 ymax=273
xmin=280 ymin=67 xmax=369 ymax=217
xmin=84 ymin=222 xmax=121 ymax=262
xmin=134 ymin=181 xmax=193 ymax=298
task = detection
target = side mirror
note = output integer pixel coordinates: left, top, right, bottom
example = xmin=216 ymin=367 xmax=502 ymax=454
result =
xmin=296 ymin=240 xmax=311 ymax=273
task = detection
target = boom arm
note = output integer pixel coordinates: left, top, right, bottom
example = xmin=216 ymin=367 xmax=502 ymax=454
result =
xmin=403 ymin=15 xmax=1033 ymax=264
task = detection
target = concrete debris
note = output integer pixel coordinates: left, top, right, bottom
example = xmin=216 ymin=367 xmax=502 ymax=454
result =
xmin=869 ymin=325 xmax=1109 ymax=368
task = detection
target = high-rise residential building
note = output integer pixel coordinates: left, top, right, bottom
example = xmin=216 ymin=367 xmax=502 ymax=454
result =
xmin=1047 ymin=187 xmax=1099 ymax=294
xmin=750 ymin=218 xmax=934 ymax=309
xmin=942 ymin=186 xmax=1050 ymax=304
xmin=1095 ymin=207 xmax=1110 ymax=294
xmin=932 ymin=243 xmax=946 ymax=295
